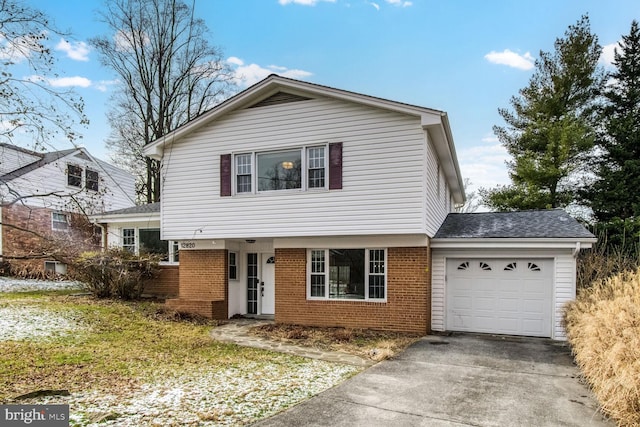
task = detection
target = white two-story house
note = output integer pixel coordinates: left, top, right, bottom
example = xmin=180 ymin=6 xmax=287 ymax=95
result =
xmin=0 ymin=143 xmax=135 ymax=275
xmin=140 ymin=75 xmax=594 ymax=339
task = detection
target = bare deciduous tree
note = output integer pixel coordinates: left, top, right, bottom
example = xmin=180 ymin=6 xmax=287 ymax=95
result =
xmin=91 ymin=0 xmax=236 ymax=203
xmin=0 ymin=0 xmax=87 ymax=149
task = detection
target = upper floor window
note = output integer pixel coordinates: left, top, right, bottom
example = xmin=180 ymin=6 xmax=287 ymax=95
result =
xmin=234 ymin=145 xmax=327 ymax=194
xmin=68 ymin=164 xmax=82 ymax=188
xmin=235 ymin=154 xmax=252 ymax=193
xmin=86 ymin=169 xmax=99 ymax=192
xmin=307 ymin=146 xmax=325 ymax=188
xmin=257 ymin=150 xmax=301 ymax=191
xmin=51 ymin=212 xmax=69 ymax=230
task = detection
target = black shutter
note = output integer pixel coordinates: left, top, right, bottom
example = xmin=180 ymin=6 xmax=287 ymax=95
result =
xmin=220 ymin=154 xmax=231 ymax=197
xmin=329 ymin=142 xmax=342 ymax=190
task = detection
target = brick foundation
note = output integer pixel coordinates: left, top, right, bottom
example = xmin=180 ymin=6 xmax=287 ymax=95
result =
xmin=275 ymin=247 xmax=431 ymax=334
xmin=143 ymin=265 xmax=179 ymax=297
xmin=165 ymin=249 xmax=228 ymax=320
xmin=1 ymin=204 xmax=100 ymax=277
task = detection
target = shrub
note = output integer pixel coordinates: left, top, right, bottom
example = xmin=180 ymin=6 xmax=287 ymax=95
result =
xmin=74 ymin=249 xmax=160 ymax=300
xmin=564 ymin=268 xmax=640 ymax=425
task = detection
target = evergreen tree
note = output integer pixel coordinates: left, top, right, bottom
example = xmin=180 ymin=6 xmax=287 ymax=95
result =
xmin=482 ymin=16 xmax=604 ymax=211
xmin=587 ymin=20 xmax=640 ymax=222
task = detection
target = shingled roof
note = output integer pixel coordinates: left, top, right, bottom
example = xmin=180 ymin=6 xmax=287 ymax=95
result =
xmin=434 ymin=210 xmax=595 ymax=239
xmin=0 ymin=148 xmax=76 ymax=181
xmin=99 ymin=202 xmax=160 ymax=216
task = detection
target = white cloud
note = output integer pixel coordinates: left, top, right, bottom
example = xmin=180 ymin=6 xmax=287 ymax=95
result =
xmin=600 ymin=41 xmax=619 ymax=67
xmin=458 ymin=143 xmax=510 ymax=193
xmin=369 ymin=2 xmax=380 ymax=10
xmin=227 ymin=57 xmax=313 ymax=87
xmin=0 ymin=33 xmax=43 ymax=63
xmin=481 ymin=133 xmax=499 ymax=143
xmin=227 ymin=56 xmax=244 ymax=66
xmin=484 ymin=49 xmax=535 ymax=70
xmin=278 ymin=0 xmax=335 ymax=5
xmin=385 ymin=0 xmax=412 ymax=6
xmin=48 ymin=76 xmax=92 ymax=88
xmin=55 ymin=38 xmax=90 ymax=61
xmin=95 ymin=79 xmax=119 ymax=92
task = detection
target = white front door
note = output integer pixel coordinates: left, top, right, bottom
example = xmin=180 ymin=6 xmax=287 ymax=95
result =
xmin=260 ymin=254 xmax=275 ymax=315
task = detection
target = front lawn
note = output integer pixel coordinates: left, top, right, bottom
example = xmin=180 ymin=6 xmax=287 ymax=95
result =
xmin=0 ymin=291 xmax=360 ymax=426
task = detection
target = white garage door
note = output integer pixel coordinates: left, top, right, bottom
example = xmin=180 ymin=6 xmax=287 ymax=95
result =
xmin=446 ymin=259 xmax=553 ymax=337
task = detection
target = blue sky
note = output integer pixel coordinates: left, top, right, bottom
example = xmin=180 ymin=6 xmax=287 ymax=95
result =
xmin=23 ymin=0 xmax=640 ymax=193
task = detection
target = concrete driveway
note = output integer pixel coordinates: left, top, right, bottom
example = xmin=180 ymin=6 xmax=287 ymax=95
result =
xmin=253 ymin=334 xmax=611 ymax=426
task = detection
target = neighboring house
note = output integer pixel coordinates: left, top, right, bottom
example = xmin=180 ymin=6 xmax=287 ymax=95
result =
xmin=99 ymin=74 xmax=593 ymax=340
xmin=91 ymin=202 xmax=179 ymax=297
xmin=0 ymin=143 xmax=135 ymax=275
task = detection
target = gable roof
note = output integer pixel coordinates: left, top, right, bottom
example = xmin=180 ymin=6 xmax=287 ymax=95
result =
xmin=100 ymin=202 xmax=160 ymax=216
xmin=434 ymin=210 xmax=595 ymax=240
xmin=91 ymin=202 xmax=160 ymax=223
xmin=0 ymin=148 xmax=77 ymax=182
xmin=142 ymin=74 xmax=465 ymax=204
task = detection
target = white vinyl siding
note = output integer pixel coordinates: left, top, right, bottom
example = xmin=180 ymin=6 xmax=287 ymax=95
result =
xmin=2 ymin=152 xmax=135 ymax=213
xmin=160 ymin=97 xmax=430 ymax=240
xmin=425 ymin=138 xmax=450 ymax=236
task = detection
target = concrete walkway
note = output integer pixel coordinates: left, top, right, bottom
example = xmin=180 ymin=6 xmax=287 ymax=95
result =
xmin=210 ymin=319 xmax=375 ymax=367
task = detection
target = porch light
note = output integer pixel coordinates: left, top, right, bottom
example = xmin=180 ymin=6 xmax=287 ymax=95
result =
xmin=281 ymin=161 xmax=294 ymax=169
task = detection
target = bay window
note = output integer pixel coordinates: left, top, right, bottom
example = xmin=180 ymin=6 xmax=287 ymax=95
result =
xmin=308 ymin=248 xmax=386 ymax=301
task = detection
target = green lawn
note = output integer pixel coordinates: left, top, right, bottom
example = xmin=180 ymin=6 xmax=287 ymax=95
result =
xmin=0 ymin=291 xmax=360 ymax=426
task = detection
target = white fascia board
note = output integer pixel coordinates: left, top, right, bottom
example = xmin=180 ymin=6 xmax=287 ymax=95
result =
xmin=275 ymin=234 xmax=429 ymax=249
xmin=423 ymin=119 xmax=465 ymax=205
xmin=431 ymin=237 xmax=596 ymax=250
xmin=91 ymin=213 xmax=160 ymax=224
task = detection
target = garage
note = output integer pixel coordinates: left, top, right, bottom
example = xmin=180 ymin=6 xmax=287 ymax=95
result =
xmin=446 ymin=258 xmax=553 ymax=337
xmin=430 ymin=210 xmax=597 ymax=340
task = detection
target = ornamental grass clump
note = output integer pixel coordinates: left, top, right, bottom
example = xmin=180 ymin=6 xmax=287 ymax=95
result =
xmin=74 ymin=249 xmax=160 ymax=300
xmin=564 ymin=268 xmax=640 ymax=426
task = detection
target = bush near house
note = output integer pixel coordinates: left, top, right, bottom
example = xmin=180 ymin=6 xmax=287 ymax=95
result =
xmin=74 ymin=249 xmax=160 ymax=299
xmin=564 ymin=268 xmax=640 ymax=426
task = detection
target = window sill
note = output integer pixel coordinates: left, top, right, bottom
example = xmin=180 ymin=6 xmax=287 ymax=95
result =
xmin=158 ymin=261 xmax=179 ymax=266
xmin=306 ymin=296 xmax=387 ymax=303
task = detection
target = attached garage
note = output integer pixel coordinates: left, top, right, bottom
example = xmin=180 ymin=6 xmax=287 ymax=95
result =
xmin=446 ymin=258 xmax=553 ymax=337
xmin=431 ymin=210 xmax=596 ymax=340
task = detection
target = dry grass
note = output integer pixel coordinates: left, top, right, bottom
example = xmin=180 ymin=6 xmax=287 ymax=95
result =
xmin=564 ymin=268 xmax=640 ymax=426
xmin=249 ymin=323 xmax=421 ymax=361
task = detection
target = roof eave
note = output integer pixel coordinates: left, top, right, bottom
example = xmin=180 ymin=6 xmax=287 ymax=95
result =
xmin=431 ymin=237 xmax=597 ymax=249
xmin=142 ymin=75 xmax=449 ymax=161
xmin=90 ymin=212 xmax=160 ymax=223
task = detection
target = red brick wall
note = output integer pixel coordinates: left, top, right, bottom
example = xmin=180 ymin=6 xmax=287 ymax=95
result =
xmin=165 ymin=250 xmax=228 ymax=319
xmin=143 ymin=265 xmax=179 ymax=297
xmin=2 ymin=204 xmax=100 ymax=276
xmin=275 ymin=247 xmax=431 ymax=334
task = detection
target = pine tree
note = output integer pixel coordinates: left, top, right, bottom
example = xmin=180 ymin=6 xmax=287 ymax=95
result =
xmin=482 ymin=16 xmax=604 ymax=211
xmin=587 ymin=20 xmax=640 ymax=222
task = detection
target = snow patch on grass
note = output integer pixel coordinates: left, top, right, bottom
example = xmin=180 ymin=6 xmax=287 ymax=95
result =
xmin=34 ymin=361 xmax=359 ymax=426
xmin=0 ymin=305 xmax=82 ymax=341
xmin=0 ymin=276 xmax=84 ymax=293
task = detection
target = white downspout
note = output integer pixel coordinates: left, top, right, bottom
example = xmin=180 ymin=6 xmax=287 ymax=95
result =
xmin=572 ymin=241 xmax=581 ymax=258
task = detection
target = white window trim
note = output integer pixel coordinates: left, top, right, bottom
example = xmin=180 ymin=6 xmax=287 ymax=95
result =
xmin=121 ymin=227 xmax=179 ymax=265
xmin=306 ymin=248 xmax=387 ymax=302
xmin=67 ymin=163 xmax=83 ymax=189
xmin=233 ymin=144 xmax=328 ymax=196
xmin=51 ymin=212 xmax=69 ymax=231
xmin=86 ymin=168 xmax=100 ymax=192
